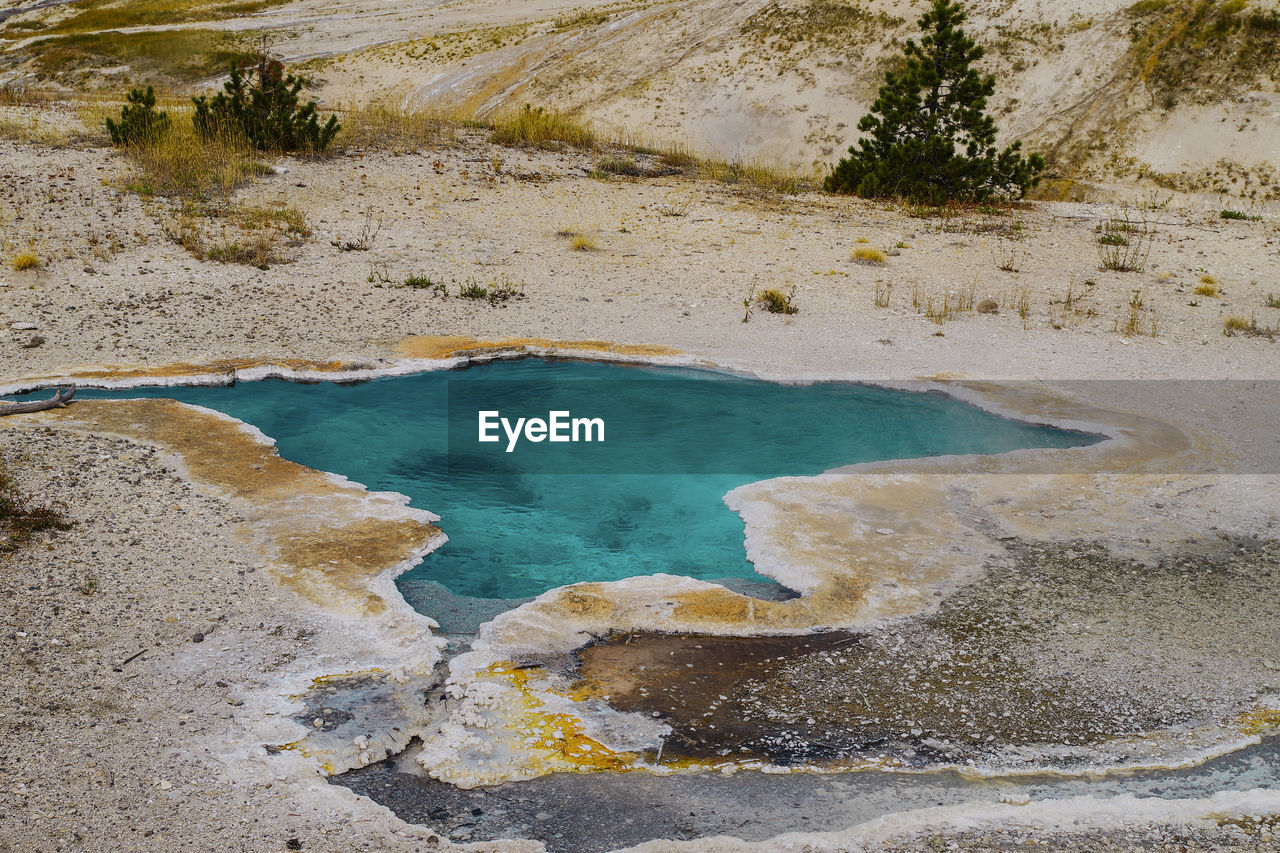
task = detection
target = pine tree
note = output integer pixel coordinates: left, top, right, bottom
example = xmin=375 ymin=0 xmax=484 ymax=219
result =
xmin=105 ymin=86 xmax=170 ymax=147
xmin=192 ymin=54 xmax=340 ymax=153
xmin=824 ymin=0 xmax=1044 ymax=204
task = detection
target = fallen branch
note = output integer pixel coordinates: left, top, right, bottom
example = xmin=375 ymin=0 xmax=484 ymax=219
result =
xmin=0 ymin=386 xmax=75 ymax=415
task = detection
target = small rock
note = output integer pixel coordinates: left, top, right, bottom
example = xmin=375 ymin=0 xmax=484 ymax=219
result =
xmin=887 ymin=248 xmax=901 ymax=256
xmin=21 ymin=335 xmax=44 ymax=349
xmin=10 ymin=322 xmax=37 ymax=331
xmin=191 ymin=632 xmax=205 ymax=643
xmin=977 ymin=298 xmax=999 ymax=314
xmin=271 ymin=165 xmax=291 ymax=175
xmin=875 ymin=528 xmax=895 ymax=536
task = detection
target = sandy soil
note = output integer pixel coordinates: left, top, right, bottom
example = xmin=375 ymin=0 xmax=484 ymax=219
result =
xmin=2 ymin=126 xmax=1280 ymax=852
xmin=2 ymin=133 xmax=1278 ymax=388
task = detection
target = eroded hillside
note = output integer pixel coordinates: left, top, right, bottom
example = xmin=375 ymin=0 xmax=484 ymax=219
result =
xmin=2 ymin=0 xmax=1280 ymax=194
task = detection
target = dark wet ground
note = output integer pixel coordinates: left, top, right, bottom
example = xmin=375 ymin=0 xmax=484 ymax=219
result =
xmin=332 ymin=538 xmax=1280 ymax=851
xmin=336 ymin=736 xmax=1280 ymax=853
xmin=574 ymin=538 xmax=1280 ymax=770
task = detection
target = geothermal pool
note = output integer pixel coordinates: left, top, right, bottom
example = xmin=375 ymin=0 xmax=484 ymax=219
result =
xmin=22 ymin=361 xmax=1280 ymax=850
xmin=58 ymin=359 xmax=1096 ymax=602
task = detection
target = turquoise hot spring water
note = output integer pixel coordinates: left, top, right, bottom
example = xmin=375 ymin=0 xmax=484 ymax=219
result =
xmin=45 ymin=359 xmax=1097 ymax=602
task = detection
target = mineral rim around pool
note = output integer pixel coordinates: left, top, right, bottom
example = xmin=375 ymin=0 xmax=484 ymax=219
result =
xmin=556 ymin=537 xmax=1280 ymax=774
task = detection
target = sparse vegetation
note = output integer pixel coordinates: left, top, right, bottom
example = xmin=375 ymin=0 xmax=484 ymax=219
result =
xmin=557 ymin=229 xmax=597 ymax=251
xmin=204 ymin=231 xmax=278 ymax=267
xmin=31 ymin=29 xmax=255 ymax=83
xmin=1220 ymin=209 xmax=1261 ymax=221
xmin=0 ymin=462 xmax=71 ymax=552
xmin=911 ymin=283 xmax=977 ymax=324
xmin=874 ymin=282 xmax=892 ymax=308
xmin=657 ymin=192 xmax=696 ymax=217
xmin=591 ymin=157 xmax=644 ymax=178
xmin=993 ymin=233 xmax=1025 ymax=272
xmin=852 ymin=246 xmax=887 ymax=264
xmin=1194 ymin=279 xmax=1221 ymax=297
xmin=456 ymin=275 xmax=525 ymax=305
xmin=757 ymin=286 xmax=799 ymax=315
xmin=183 ymin=203 xmax=308 ymax=268
xmin=331 ymin=208 xmax=382 ymax=252
xmin=489 ymin=104 xmax=595 ymax=150
xmin=122 ymin=120 xmax=266 ymax=202
xmin=335 ymin=103 xmax=451 ymax=153
xmin=1118 ymin=288 xmax=1158 ymax=337
xmin=701 ymin=158 xmax=812 ymax=195
xmin=1223 ymin=313 xmax=1277 ymax=339
xmin=17 ymin=0 xmax=290 ymax=38
xmin=1265 ymin=293 xmax=1280 ymax=309
xmin=1127 ymin=0 xmax=1280 ymax=107
xmin=742 ymin=0 xmax=904 ymax=59
xmin=1096 ymin=207 xmax=1153 ymax=272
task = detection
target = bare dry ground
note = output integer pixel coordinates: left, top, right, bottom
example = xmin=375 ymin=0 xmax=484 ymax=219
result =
xmin=0 ymin=121 xmax=1277 ymax=386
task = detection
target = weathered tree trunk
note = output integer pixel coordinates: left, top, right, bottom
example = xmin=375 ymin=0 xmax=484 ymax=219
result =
xmin=0 ymin=386 xmax=76 ymax=415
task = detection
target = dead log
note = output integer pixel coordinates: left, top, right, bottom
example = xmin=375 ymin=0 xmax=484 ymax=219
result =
xmin=0 ymin=386 xmax=76 ymax=415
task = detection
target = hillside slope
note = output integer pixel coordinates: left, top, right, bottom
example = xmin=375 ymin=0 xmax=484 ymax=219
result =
xmin=3 ymin=0 xmax=1279 ymax=194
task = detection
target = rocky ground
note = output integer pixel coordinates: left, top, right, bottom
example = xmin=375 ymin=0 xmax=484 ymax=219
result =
xmin=0 ymin=426 xmax=442 ymax=853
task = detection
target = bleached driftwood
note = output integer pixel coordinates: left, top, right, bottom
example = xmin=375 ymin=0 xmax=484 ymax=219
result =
xmin=0 ymin=386 xmax=75 ymax=415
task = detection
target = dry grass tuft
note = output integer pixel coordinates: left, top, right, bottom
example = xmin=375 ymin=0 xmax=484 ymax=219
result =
xmin=852 ymin=246 xmax=887 ymax=264
xmin=1223 ymin=314 xmax=1277 ymax=339
xmin=121 ymin=118 xmax=265 ymax=202
xmin=570 ymin=234 xmax=597 ymax=251
xmin=757 ymin=286 xmax=798 ymax=315
xmin=335 ymin=102 xmax=452 ymax=153
xmin=489 ymin=104 xmax=595 ymax=150
xmin=0 ymin=86 xmax=53 ymax=107
xmin=9 ymin=250 xmax=41 ymax=271
xmin=31 ymin=29 xmax=255 ymax=83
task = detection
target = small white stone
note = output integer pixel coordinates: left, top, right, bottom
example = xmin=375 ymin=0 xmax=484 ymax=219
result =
xmin=10 ymin=322 xmax=37 ymax=331
xmin=875 ymin=527 xmax=895 ymax=535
